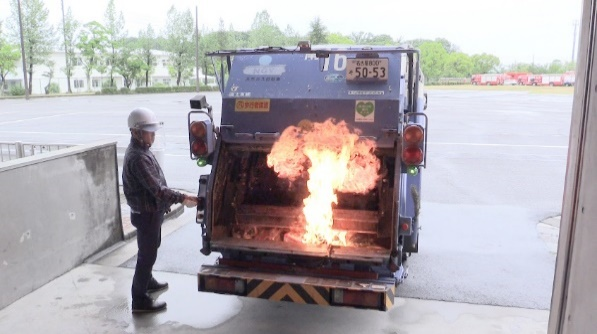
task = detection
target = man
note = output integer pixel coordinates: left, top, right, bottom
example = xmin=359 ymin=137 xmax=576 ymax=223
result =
xmin=122 ymin=107 xmax=198 ymax=313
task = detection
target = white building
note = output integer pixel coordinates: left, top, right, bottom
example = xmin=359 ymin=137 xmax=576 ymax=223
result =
xmin=3 ymin=49 xmax=216 ymax=95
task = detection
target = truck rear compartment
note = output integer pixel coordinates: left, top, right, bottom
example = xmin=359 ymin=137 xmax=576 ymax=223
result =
xmin=209 ymin=143 xmax=397 ymax=262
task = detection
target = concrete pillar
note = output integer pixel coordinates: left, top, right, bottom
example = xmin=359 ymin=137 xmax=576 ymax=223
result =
xmin=548 ymin=0 xmax=597 ymax=332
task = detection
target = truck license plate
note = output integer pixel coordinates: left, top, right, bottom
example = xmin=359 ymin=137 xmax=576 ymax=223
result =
xmin=346 ymin=58 xmax=389 ymax=82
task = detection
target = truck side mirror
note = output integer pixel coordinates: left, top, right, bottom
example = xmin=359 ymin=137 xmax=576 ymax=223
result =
xmin=190 ymin=95 xmax=209 ymax=110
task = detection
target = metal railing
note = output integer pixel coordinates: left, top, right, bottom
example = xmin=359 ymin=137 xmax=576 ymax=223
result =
xmin=0 ymin=142 xmax=75 ymax=162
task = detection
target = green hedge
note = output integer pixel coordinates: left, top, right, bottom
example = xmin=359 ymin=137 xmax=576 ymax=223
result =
xmin=134 ymin=85 xmax=218 ymax=94
xmin=97 ymin=85 xmax=219 ymax=95
xmin=48 ymin=83 xmax=60 ymax=94
xmin=101 ymin=87 xmax=119 ymax=94
xmin=10 ymin=86 xmax=26 ymax=96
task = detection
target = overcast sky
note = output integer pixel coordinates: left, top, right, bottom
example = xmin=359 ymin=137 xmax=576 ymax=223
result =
xmin=0 ymin=0 xmax=583 ymax=65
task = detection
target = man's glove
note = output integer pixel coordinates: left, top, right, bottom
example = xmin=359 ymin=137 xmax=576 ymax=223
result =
xmin=183 ymin=195 xmax=199 ymax=208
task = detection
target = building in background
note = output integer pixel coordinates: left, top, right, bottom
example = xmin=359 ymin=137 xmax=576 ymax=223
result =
xmin=2 ymin=49 xmax=216 ymax=95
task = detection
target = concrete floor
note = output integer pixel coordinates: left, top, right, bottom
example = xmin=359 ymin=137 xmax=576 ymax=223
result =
xmin=0 ymin=212 xmax=550 ymax=334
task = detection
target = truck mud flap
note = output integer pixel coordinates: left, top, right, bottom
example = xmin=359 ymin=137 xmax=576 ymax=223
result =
xmin=198 ymin=265 xmax=396 ymax=311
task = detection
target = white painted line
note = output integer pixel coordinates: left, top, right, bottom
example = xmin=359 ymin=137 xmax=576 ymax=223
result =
xmin=428 ymin=142 xmax=568 ymax=149
xmin=0 ymin=130 xmax=188 ymax=139
xmin=0 ymin=111 xmax=89 ymax=125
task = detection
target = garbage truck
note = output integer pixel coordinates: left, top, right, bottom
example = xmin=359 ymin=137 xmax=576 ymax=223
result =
xmin=187 ymin=42 xmax=428 ymax=311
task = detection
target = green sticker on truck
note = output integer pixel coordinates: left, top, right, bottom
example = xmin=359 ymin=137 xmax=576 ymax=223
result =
xmin=355 ymin=100 xmax=375 ymax=122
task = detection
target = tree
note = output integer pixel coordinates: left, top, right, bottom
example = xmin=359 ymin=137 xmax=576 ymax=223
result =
xmin=216 ymin=19 xmax=229 ymax=50
xmin=368 ymin=34 xmax=397 ymax=45
xmin=349 ymin=32 xmax=396 ymax=45
xmin=443 ymin=52 xmax=474 ymax=78
xmin=418 ymin=41 xmax=449 ymax=82
xmin=137 ymin=24 xmax=156 ymax=87
xmin=114 ymin=45 xmax=146 ymax=89
xmin=283 ymin=25 xmax=302 ymax=46
xmin=351 ymin=32 xmax=374 ymax=44
xmin=42 ymin=59 xmax=55 ymax=94
xmin=0 ymin=31 xmax=21 ymax=95
xmin=248 ymin=11 xmax=286 ymax=47
xmin=227 ymin=29 xmax=250 ymax=49
xmin=407 ymin=38 xmax=431 ymax=48
xmin=165 ymin=6 xmax=195 ymax=86
xmin=61 ymin=7 xmax=79 ymax=93
xmin=435 ymin=38 xmax=460 ymax=53
xmin=77 ymin=21 xmax=108 ymax=90
xmin=547 ymin=60 xmax=567 ymax=74
xmin=327 ymin=33 xmax=354 ymax=45
xmin=198 ymin=30 xmax=220 ymax=83
xmin=308 ymin=17 xmax=327 ymax=45
xmin=471 ymin=53 xmax=501 ymax=74
xmin=7 ymin=0 xmax=56 ymax=94
xmin=104 ymin=0 xmax=127 ymax=88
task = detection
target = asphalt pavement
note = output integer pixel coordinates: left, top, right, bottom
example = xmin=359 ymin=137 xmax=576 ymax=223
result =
xmin=0 ymin=90 xmax=570 ymax=333
xmin=0 ymin=208 xmax=551 ymax=334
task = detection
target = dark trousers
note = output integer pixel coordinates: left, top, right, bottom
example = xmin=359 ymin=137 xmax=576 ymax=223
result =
xmin=131 ymin=210 xmax=164 ymax=301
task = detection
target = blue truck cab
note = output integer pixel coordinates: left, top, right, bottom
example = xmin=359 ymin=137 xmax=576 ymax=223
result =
xmin=187 ymin=43 xmax=427 ymax=311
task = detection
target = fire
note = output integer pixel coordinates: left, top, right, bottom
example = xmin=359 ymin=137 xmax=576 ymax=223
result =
xmin=267 ymin=119 xmax=380 ymax=245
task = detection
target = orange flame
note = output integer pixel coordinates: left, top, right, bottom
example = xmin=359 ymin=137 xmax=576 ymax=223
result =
xmin=267 ymin=119 xmax=380 ymax=245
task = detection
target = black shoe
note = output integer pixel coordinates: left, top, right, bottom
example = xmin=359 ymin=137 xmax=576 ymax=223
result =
xmin=132 ymin=299 xmax=167 ymax=313
xmin=148 ymin=278 xmax=169 ymax=294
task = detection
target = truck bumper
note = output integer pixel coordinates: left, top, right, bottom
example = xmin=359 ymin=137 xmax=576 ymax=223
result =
xmin=198 ymin=265 xmax=397 ymax=311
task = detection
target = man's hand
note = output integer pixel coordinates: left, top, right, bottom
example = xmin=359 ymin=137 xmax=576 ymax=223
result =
xmin=183 ymin=195 xmax=199 ymax=208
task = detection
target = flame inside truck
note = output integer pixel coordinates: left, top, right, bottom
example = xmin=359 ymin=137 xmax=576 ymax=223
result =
xmin=188 ymin=43 xmax=428 ymax=311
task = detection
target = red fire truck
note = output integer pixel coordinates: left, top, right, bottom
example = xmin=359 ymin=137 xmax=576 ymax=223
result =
xmin=471 ymin=74 xmax=504 ymax=85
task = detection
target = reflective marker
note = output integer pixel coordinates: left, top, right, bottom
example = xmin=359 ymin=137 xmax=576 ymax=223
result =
xmin=407 ymin=165 xmax=419 ymax=176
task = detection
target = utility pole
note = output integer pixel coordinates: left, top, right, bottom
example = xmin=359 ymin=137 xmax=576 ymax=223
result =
xmin=195 ymin=5 xmax=200 ymax=92
xmin=61 ymin=0 xmax=71 ymax=93
xmin=572 ymin=20 xmax=579 ymax=63
xmin=17 ymin=0 xmax=29 ymax=100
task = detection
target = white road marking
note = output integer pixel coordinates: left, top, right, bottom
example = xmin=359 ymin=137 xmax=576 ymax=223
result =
xmin=0 ymin=129 xmax=568 ymax=150
xmin=0 ymin=130 xmax=188 ymax=139
xmin=428 ymin=142 xmax=568 ymax=149
xmin=0 ymin=111 xmax=90 ymax=125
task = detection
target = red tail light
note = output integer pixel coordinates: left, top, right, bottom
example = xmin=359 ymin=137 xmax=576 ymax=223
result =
xmin=191 ymin=121 xmax=207 ymax=137
xmin=403 ymin=125 xmax=424 ymax=144
xmin=402 ymin=124 xmax=425 ymax=166
xmin=188 ymin=119 xmax=214 ymax=160
xmin=402 ymin=147 xmax=423 ymax=165
xmin=192 ymin=140 xmax=208 ymax=156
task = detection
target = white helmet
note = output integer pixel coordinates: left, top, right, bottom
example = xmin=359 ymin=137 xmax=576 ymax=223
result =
xmin=128 ymin=107 xmax=161 ymax=132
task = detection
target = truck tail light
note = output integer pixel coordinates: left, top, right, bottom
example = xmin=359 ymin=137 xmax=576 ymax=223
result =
xmin=202 ymin=276 xmax=246 ymax=295
xmin=189 ymin=120 xmax=215 ymax=164
xmin=402 ymin=124 xmax=425 ymax=166
xmin=332 ymin=289 xmax=381 ymax=309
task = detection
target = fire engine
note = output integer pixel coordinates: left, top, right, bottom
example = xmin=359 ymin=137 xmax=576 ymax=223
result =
xmin=471 ymin=73 xmax=504 ymax=85
xmin=186 ymin=42 xmax=427 ymax=311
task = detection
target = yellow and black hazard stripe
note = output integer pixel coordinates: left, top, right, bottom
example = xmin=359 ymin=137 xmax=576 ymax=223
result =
xmin=247 ymin=280 xmax=330 ymax=306
xmin=384 ymin=285 xmax=396 ymax=311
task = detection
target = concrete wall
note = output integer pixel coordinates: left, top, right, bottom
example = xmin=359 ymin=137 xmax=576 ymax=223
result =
xmin=0 ymin=141 xmax=123 ymax=310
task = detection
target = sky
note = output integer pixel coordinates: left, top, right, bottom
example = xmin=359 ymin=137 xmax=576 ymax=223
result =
xmin=0 ymin=0 xmax=583 ymax=66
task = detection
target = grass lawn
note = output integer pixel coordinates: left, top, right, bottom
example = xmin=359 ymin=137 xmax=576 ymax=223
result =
xmin=426 ymin=84 xmax=574 ymax=95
